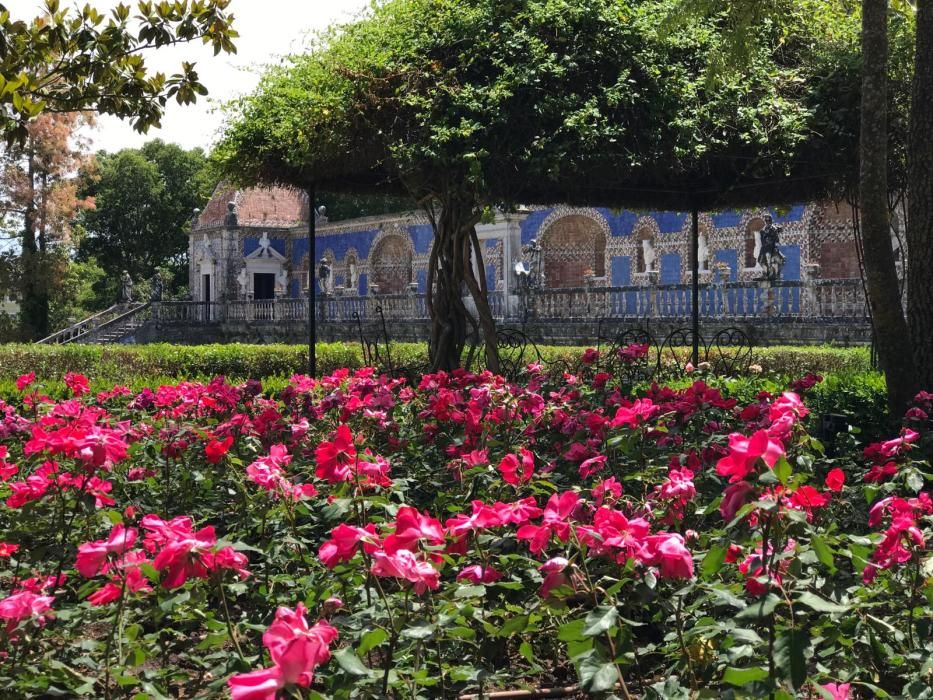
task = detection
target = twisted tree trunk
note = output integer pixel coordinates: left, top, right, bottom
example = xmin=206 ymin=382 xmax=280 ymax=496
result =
xmin=860 ymin=0 xmax=917 ymax=414
xmin=425 ymin=192 xmax=500 ymax=373
xmin=908 ymin=0 xmax=933 ymax=390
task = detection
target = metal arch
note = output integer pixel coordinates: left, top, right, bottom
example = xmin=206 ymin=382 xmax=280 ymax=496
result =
xmin=705 ymin=326 xmax=754 ymax=376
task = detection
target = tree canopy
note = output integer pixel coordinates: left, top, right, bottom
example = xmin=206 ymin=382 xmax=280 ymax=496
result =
xmin=217 ymin=0 xmax=870 ymax=211
xmin=78 ymin=140 xmax=217 ymax=296
xmin=0 ymin=0 xmax=237 ymax=143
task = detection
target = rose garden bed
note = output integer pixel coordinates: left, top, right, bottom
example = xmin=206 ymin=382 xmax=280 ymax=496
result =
xmin=0 ymin=355 xmax=929 ymax=698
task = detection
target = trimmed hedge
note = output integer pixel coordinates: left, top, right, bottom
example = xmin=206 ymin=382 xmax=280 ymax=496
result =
xmin=0 ymin=342 xmax=872 ymax=381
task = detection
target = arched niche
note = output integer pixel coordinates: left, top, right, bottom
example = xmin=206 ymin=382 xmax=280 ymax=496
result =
xmin=540 ymin=213 xmax=608 ymax=288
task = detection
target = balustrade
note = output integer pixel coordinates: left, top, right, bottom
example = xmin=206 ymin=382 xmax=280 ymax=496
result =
xmin=132 ymin=279 xmax=869 ymax=330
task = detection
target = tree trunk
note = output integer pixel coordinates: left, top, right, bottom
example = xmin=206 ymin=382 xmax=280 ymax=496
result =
xmin=907 ymin=0 xmax=933 ymax=390
xmin=425 ymin=192 xmax=499 ymax=373
xmin=18 ymin=153 xmax=50 ymax=341
xmin=860 ymin=0 xmax=917 ymax=415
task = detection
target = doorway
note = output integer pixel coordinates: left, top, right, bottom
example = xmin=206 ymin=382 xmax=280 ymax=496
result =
xmin=253 ymin=273 xmax=276 ymax=300
xmin=202 ymin=274 xmax=212 ymax=321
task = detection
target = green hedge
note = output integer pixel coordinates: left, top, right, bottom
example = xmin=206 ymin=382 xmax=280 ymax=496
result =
xmin=0 ymin=342 xmax=872 ymax=381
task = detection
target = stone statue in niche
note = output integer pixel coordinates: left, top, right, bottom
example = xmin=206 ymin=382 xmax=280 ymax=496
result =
xmin=236 ymin=267 xmax=248 ymax=296
xmin=697 ymin=232 xmax=709 ymax=271
xmin=641 ymin=238 xmax=656 ymax=273
xmin=757 ymin=214 xmax=786 ymax=281
xmin=275 ymin=269 xmax=289 ymax=295
xmin=346 ymin=259 xmax=358 ymax=290
xmin=224 ymin=201 xmax=238 ymax=227
xmin=318 ymin=257 xmax=333 ymax=295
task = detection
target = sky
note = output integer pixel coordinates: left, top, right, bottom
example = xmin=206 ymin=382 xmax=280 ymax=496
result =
xmin=5 ymin=0 xmax=372 ymax=153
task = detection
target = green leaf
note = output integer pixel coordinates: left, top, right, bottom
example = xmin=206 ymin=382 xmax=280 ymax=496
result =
xmin=357 ymin=628 xmax=387 ymax=656
xmin=498 ymin=614 xmax=529 ymax=637
xmin=735 ymin=593 xmax=781 ymax=621
xmin=333 ymin=647 xmax=371 ymax=676
xmin=158 ymin=590 xmax=190 ymax=612
xmin=518 ymin=641 xmax=534 ymax=665
xmin=774 ymin=628 xmax=809 ymax=690
xmin=811 ymin=536 xmax=836 ymax=571
xmin=722 ymin=666 xmax=769 ymax=686
xmin=795 ymin=592 xmax=849 ymax=614
xmin=454 ymin=584 xmax=486 ymax=598
xmin=701 ymin=545 xmax=728 ymax=579
xmin=773 ymin=456 xmax=793 ymax=484
xmin=402 ymin=623 xmax=436 ymax=640
xmin=579 ymin=654 xmax=619 ymax=693
xmin=583 ymin=605 xmax=618 ymax=637
xmin=558 ymin=618 xmax=586 ymax=642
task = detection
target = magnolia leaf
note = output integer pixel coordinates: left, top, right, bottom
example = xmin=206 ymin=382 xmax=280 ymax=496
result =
xmin=333 ymin=647 xmax=371 ymax=676
xmin=583 ymin=605 xmax=618 ymax=637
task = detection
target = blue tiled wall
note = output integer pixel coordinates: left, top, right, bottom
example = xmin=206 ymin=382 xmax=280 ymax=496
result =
xmin=660 ymin=253 xmax=681 ymax=284
xmin=416 ymin=269 xmax=428 ymax=293
xmin=292 ymin=229 xmax=380 ymax=265
xmin=610 ymin=256 xmax=632 ymax=286
xmin=485 ymin=264 xmax=497 ymax=291
xmin=409 ymin=225 xmax=434 ymax=255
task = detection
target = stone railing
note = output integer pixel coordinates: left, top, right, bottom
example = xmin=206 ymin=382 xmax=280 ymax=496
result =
xmin=144 ymin=279 xmax=867 ymax=327
xmin=38 ymin=303 xmax=149 ymax=344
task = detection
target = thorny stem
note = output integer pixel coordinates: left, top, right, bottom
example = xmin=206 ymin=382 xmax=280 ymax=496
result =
xmin=102 ymin=570 xmax=129 ymax=700
xmin=572 ymin=531 xmax=633 ymax=700
xmin=217 ymin=577 xmax=246 ymax=661
xmin=676 ymin=595 xmax=699 ymax=693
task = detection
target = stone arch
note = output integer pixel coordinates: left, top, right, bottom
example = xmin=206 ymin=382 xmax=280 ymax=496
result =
xmin=632 ymin=216 xmax=660 ymax=273
xmin=369 ymin=230 xmax=414 ymax=294
xmin=742 ymin=212 xmax=767 ymax=268
xmin=538 ymin=210 xmax=610 ymax=288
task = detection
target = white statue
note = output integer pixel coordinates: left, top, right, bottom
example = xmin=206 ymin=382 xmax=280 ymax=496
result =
xmin=236 ymin=267 xmax=248 ymax=296
xmin=752 ymin=229 xmax=763 ymax=270
xmin=641 ymin=238 xmax=656 ymax=272
xmin=275 ymin=269 xmax=289 ymax=295
xmin=697 ymin=233 xmax=709 ymax=271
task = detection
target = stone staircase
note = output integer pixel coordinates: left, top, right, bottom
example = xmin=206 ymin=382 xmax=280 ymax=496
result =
xmin=37 ymin=303 xmax=151 ymax=344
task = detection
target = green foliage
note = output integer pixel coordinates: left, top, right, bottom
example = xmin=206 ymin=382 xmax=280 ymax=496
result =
xmin=77 ymin=139 xmax=218 ymax=299
xmin=0 ymin=1 xmax=237 ymax=143
xmin=218 ymin=0 xmax=867 ymax=210
xmin=0 ymin=341 xmax=871 ymax=381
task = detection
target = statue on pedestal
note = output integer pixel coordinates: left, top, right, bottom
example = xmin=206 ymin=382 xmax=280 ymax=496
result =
xmin=120 ymin=271 xmax=134 ymax=303
xmin=150 ymin=273 xmax=163 ymax=302
xmin=757 ymin=215 xmax=786 ymax=282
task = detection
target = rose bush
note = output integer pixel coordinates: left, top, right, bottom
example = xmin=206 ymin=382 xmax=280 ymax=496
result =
xmin=0 ymin=355 xmax=929 ymax=698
